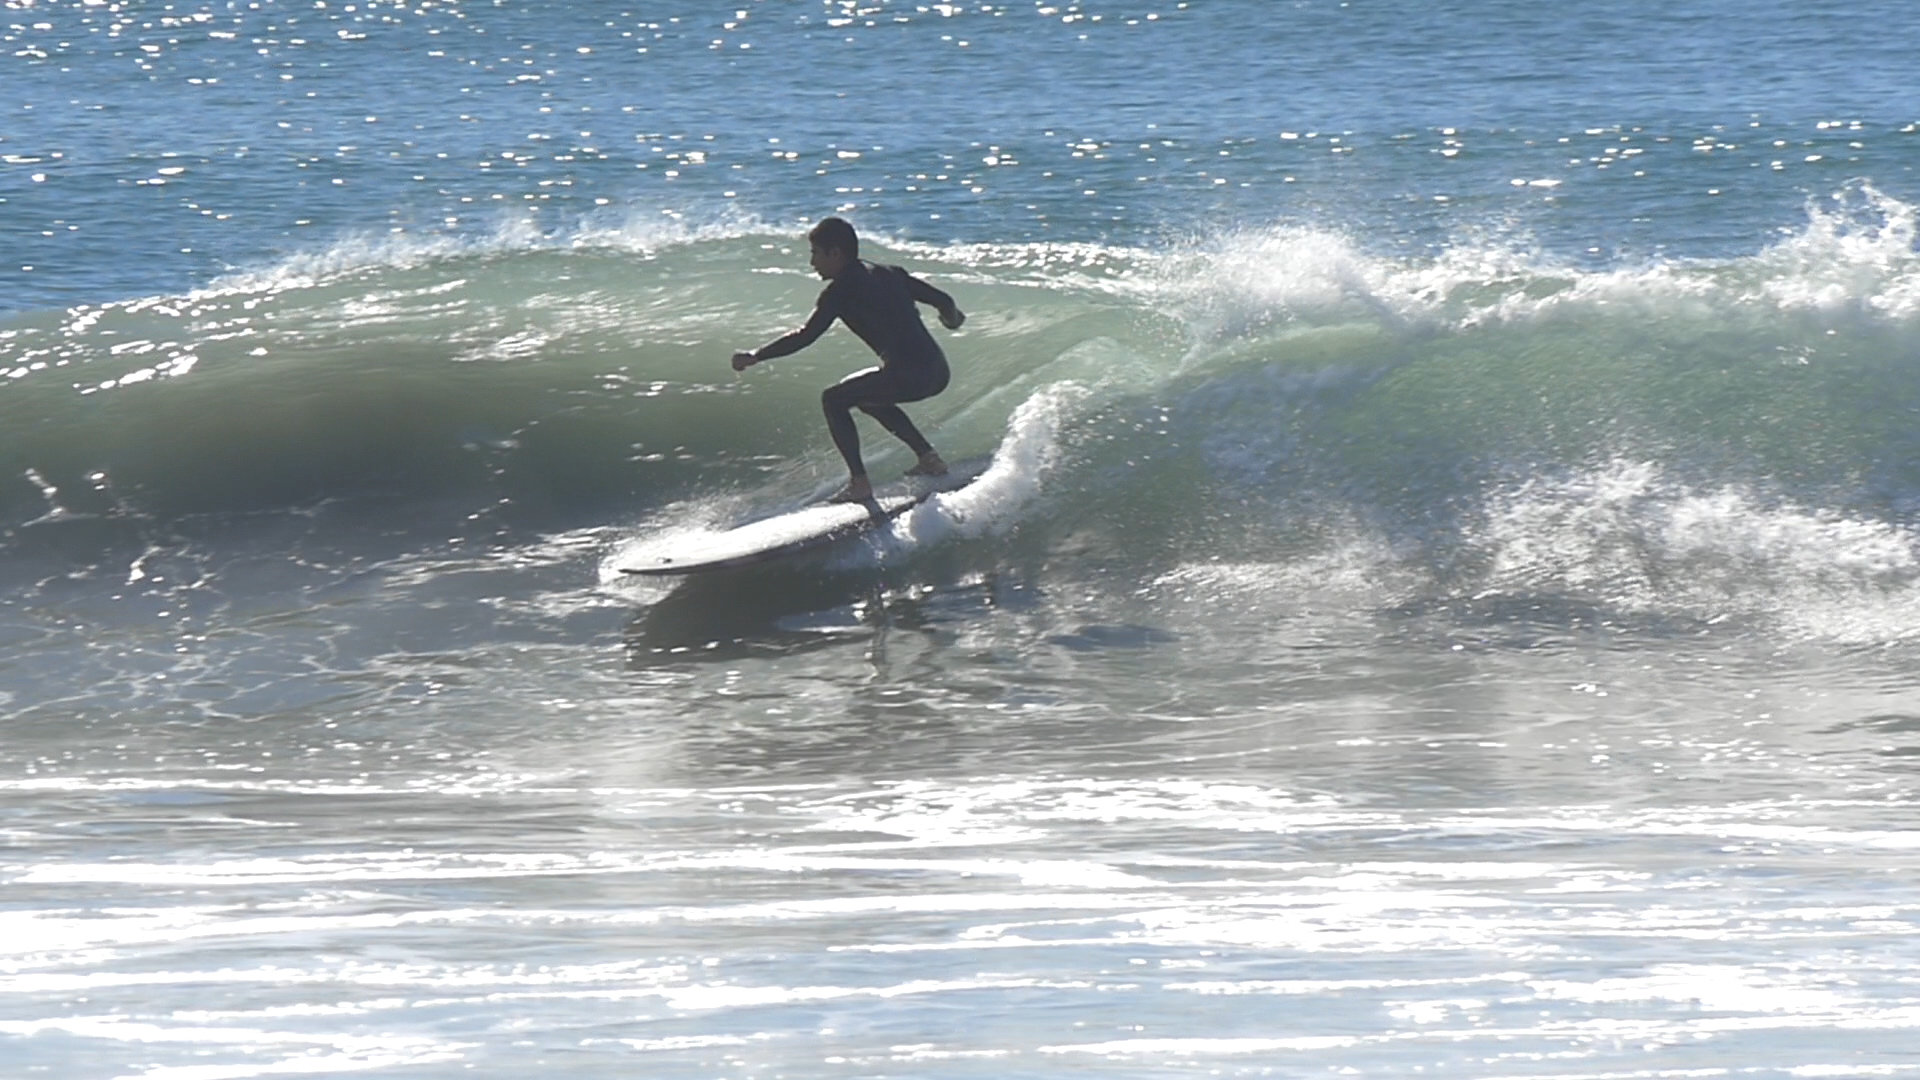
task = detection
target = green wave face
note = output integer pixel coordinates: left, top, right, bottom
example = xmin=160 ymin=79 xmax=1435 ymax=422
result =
xmin=5 ymin=192 xmax=1920 ymax=631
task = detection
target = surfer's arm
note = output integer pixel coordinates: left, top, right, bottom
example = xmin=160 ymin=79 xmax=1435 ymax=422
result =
xmin=734 ymin=293 xmax=839 ymax=369
xmin=906 ymin=273 xmax=965 ymax=330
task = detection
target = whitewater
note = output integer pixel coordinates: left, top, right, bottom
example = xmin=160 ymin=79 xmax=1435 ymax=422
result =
xmin=6 ymin=1 xmax=1920 ymax=1077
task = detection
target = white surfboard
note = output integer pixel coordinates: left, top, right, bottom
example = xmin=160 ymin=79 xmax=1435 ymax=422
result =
xmin=617 ymin=459 xmax=987 ymax=576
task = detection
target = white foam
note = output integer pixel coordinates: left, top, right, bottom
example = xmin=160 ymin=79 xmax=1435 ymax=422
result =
xmin=1526 ymin=964 xmax=1851 ymax=1013
xmin=879 ymin=381 xmax=1090 ymax=556
xmin=1754 ymin=183 xmax=1920 ymax=318
xmin=1474 ymin=458 xmax=1920 ymax=640
xmin=1144 ymin=535 xmax=1426 ymax=611
xmin=1041 ymin=1035 xmax=1362 ymax=1055
xmin=1135 ymin=184 xmax=1920 ymax=357
xmin=658 ymin=975 xmax=1068 ymax=1012
xmin=0 ymin=1016 xmax=465 ymax=1076
xmin=1150 ymin=224 xmax=1476 ymax=338
xmin=597 ymin=1033 xmax=774 ymax=1052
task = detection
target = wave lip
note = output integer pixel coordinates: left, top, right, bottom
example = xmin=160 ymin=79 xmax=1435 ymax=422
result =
xmin=1141 ymin=183 xmax=1920 ymax=365
xmin=198 ymin=208 xmax=774 ymax=299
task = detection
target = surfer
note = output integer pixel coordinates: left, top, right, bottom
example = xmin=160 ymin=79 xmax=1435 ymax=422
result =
xmin=731 ymin=217 xmax=965 ymax=503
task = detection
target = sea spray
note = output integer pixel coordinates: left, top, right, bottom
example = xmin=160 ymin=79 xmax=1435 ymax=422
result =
xmin=886 ymin=381 xmax=1093 ymax=550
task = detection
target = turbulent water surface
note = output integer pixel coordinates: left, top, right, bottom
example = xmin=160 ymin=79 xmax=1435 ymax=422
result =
xmin=6 ymin=1 xmax=1920 ymax=1077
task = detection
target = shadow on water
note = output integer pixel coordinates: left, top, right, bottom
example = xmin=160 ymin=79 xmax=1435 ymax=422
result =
xmin=1821 ymin=713 xmax=1920 ymax=736
xmin=621 ymin=563 xmax=903 ymax=666
xmin=1379 ymin=590 xmax=1728 ymax=649
xmin=1817 ymin=713 xmax=1920 ymax=761
xmin=617 ymin=522 xmax=1053 ymax=668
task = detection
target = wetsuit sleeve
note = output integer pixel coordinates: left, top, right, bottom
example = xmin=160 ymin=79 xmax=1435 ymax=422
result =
xmin=904 ymin=272 xmax=959 ymax=317
xmin=753 ymin=284 xmax=841 ymax=361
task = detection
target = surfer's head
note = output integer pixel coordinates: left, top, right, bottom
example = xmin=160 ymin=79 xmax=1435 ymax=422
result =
xmin=808 ymin=216 xmax=858 ymax=279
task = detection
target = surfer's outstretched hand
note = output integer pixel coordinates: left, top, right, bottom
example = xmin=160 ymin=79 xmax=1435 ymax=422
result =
xmin=938 ymin=307 xmax=966 ymax=330
xmin=730 ymin=350 xmax=758 ymax=371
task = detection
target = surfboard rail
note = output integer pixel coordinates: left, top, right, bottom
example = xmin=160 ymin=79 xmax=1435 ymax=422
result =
xmin=617 ymin=494 xmax=920 ymax=576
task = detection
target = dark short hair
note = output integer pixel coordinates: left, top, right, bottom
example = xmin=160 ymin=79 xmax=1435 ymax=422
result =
xmin=808 ymin=216 xmax=858 ymax=257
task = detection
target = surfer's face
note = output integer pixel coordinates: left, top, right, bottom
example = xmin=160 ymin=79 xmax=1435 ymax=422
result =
xmin=809 ymin=241 xmax=852 ymax=279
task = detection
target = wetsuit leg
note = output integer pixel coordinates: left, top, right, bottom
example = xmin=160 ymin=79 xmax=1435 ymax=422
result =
xmin=858 ymin=403 xmax=934 ymax=457
xmin=821 ymin=368 xmax=885 ymax=476
xmin=821 ymin=364 xmax=944 ymax=475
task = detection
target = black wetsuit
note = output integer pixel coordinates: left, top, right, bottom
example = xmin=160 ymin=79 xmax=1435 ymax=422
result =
xmin=753 ymin=260 xmax=956 ymax=475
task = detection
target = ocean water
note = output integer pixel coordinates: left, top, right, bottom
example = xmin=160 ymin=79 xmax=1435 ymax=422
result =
xmin=6 ymin=1 xmax=1920 ymax=1076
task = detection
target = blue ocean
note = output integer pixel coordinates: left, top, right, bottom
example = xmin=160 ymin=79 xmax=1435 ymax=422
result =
xmin=6 ymin=1 xmax=1920 ymax=1076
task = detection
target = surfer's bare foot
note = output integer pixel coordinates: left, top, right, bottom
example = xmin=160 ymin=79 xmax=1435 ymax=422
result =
xmin=829 ymin=475 xmax=874 ymax=503
xmin=905 ymin=452 xmax=948 ymax=478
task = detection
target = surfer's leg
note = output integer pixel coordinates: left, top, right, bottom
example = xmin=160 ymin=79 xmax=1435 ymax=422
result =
xmin=859 ymin=405 xmax=947 ymax=476
xmin=825 ymin=365 xmax=948 ymax=493
xmin=822 ymin=384 xmax=866 ymax=470
xmin=823 ymin=368 xmax=887 ymax=501
xmin=860 ymin=361 xmax=948 ymax=473
xmin=858 ymin=404 xmax=932 ymax=456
